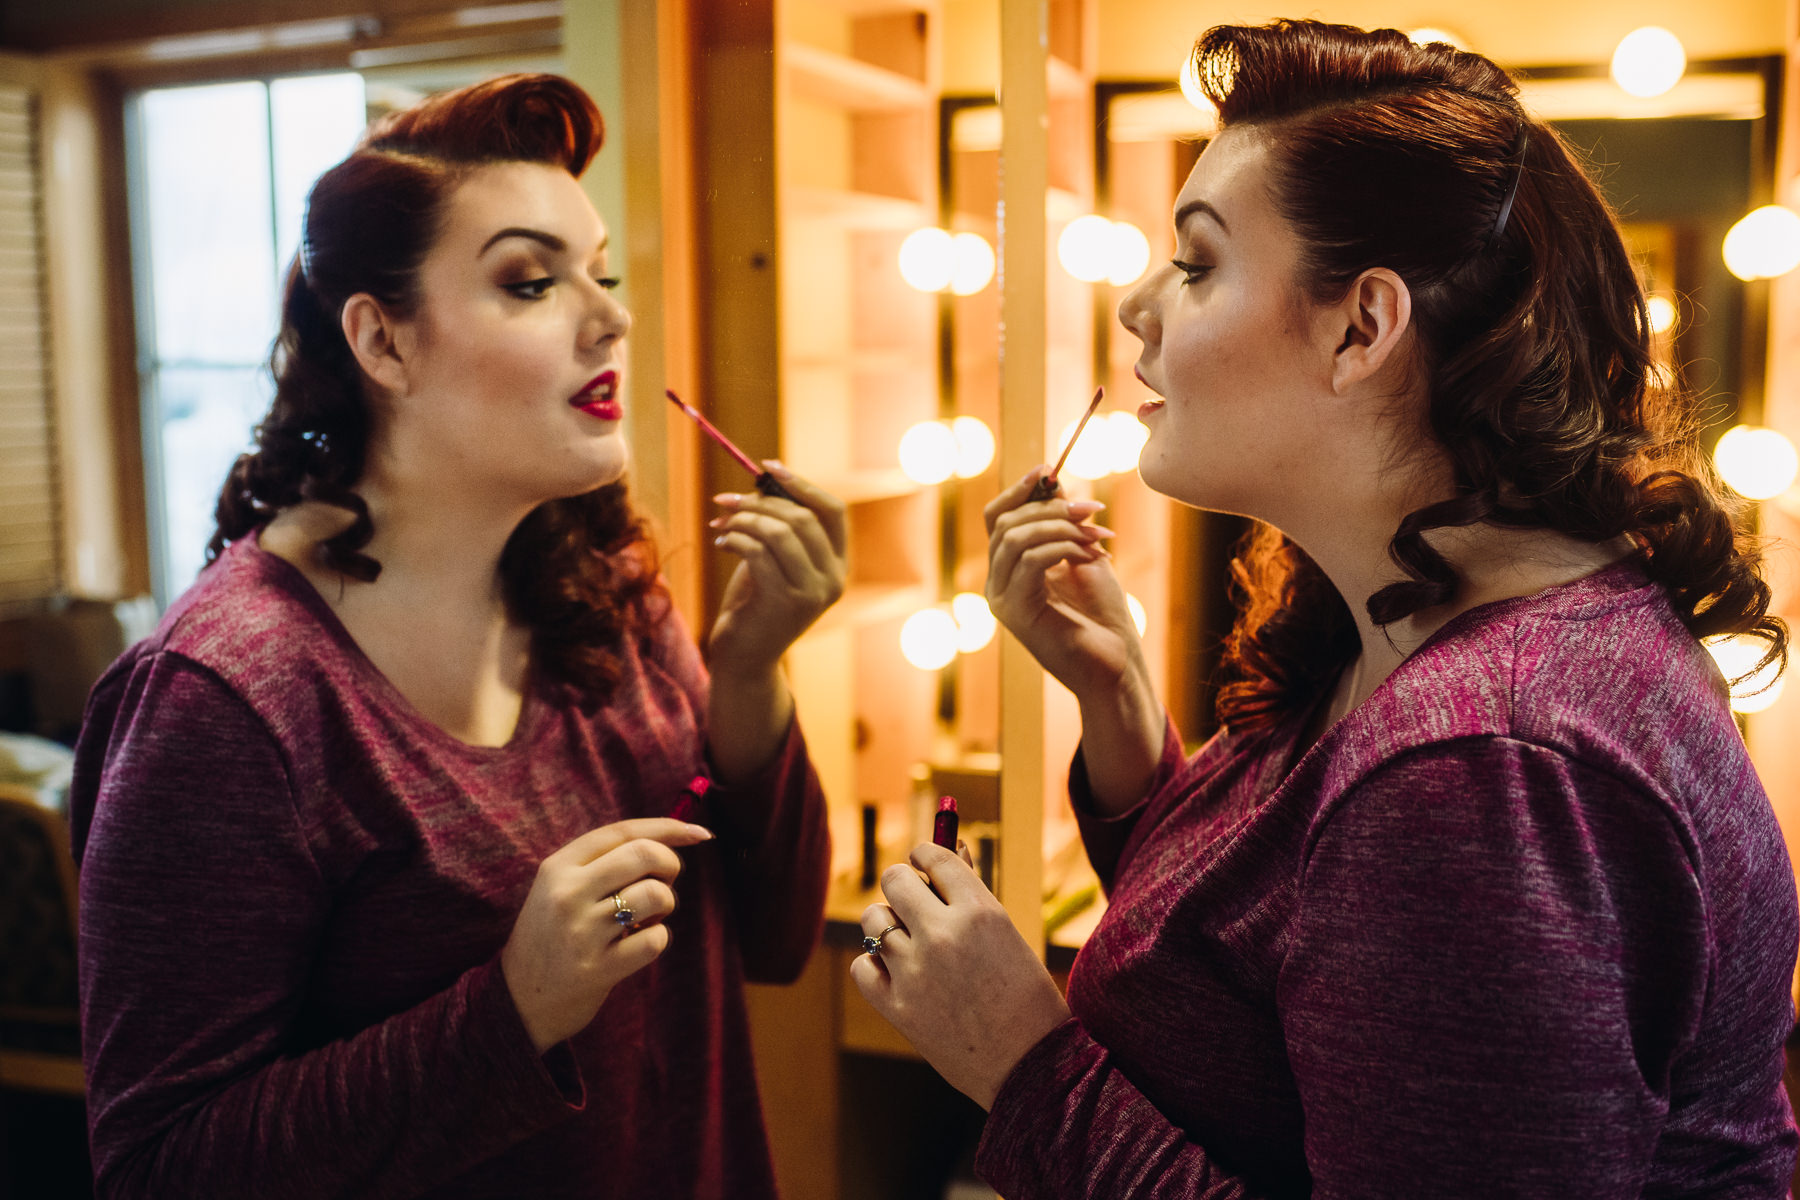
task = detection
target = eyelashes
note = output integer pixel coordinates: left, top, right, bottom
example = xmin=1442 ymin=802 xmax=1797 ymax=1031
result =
xmin=1170 ymin=259 xmax=1213 ymax=285
xmin=504 ymin=275 xmax=623 ymax=300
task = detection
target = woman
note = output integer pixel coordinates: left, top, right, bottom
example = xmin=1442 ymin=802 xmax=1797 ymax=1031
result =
xmin=71 ymin=75 xmax=844 ymax=1199
xmin=853 ymin=21 xmax=1797 ymax=1197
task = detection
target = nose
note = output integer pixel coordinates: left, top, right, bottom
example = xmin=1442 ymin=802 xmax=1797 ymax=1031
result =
xmin=1117 ymin=270 xmax=1159 ymax=347
xmin=584 ymin=281 xmax=632 ymax=349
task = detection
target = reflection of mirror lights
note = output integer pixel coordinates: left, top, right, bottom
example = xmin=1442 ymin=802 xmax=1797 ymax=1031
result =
xmin=950 ymin=416 xmax=995 ymax=478
xmin=1052 ymin=410 xmax=1148 ymax=480
xmin=951 ymin=592 xmax=997 ymax=652
xmin=1106 ymin=222 xmax=1151 ymax=286
xmin=1714 ymin=425 xmax=1799 ymax=500
xmin=1406 ymin=27 xmax=1467 ymax=50
xmin=898 ymin=420 xmax=957 ymax=484
xmin=900 ymin=607 xmax=959 ymax=670
xmin=1722 ymin=206 xmax=1800 ymax=281
xmin=1610 ymin=27 xmax=1685 ymax=99
xmin=1706 ymin=635 xmax=1787 ymax=714
xmin=1645 ymin=295 xmax=1677 ymax=334
xmin=898 ymin=227 xmax=954 ymax=292
xmin=950 ymin=232 xmax=995 ymax=295
xmin=1125 ymin=593 xmax=1147 ymax=637
xmin=1058 ymin=216 xmax=1152 ymax=286
xmin=1178 ymin=53 xmax=1208 ymax=112
xmin=1103 ymin=411 xmax=1149 ymax=475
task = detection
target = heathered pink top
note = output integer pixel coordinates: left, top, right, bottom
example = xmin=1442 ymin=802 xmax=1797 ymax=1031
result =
xmin=69 ymin=536 xmax=830 ymax=1199
xmin=978 ymin=561 xmax=1798 ymax=1198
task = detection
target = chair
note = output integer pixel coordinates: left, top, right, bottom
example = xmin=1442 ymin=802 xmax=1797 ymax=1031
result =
xmin=0 ymin=783 xmax=82 ymax=1096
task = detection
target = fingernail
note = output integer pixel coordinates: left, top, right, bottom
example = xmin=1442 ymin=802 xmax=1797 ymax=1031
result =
xmin=713 ymin=493 xmax=742 ymax=507
xmin=763 ymin=459 xmax=790 ymax=476
xmin=713 ymin=535 xmax=727 ymax=548
xmin=707 ymin=517 xmax=725 ymax=530
xmin=1067 ymin=500 xmax=1105 ymax=516
xmin=1082 ymin=525 xmax=1117 ymax=539
xmin=685 ymin=823 xmax=716 ymax=840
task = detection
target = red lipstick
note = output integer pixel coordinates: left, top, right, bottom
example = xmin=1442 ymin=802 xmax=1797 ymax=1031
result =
xmin=1029 ymin=386 xmax=1105 ymax=501
xmin=570 ymin=369 xmax=621 ymax=421
xmin=664 ymin=389 xmax=797 ymax=502
xmin=932 ymin=795 xmax=959 ymax=850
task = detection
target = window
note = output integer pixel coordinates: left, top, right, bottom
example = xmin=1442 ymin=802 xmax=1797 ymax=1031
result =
xmin=127 ymin=73 xmax=366 ymax=605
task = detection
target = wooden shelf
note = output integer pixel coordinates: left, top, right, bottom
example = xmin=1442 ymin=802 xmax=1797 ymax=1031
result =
xmin=1047 ymin=53 xmax=1085 ymax=99
xmin=784 ymin=42 xmax=930 ymax=113
xmin=784 ymin=185 xmax=928 ymax=229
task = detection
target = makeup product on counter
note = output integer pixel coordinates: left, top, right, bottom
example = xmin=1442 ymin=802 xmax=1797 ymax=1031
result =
xmin=1028 ymin=385 xmax=1105 ymax=501
xmin=860 ymin=804 xmax=879 ymax=889
xmin=664 ymin=388 xmax=798 ymax=502
xmin=932 ymin=794 xmax=959 ymax=851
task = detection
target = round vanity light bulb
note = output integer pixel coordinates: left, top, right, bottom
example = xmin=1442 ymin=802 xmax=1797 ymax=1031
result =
xmin=1104 ymin=410 xmax=1150 ymax=475
xmin=1406 ymin=27 xmax=1467 ymax=50
xmin=950 ymin=232 xmax=996 ymax=295
xmin=1610 ymin=27 xmax=1686 ymax=99
xmin=1125 ymin=593 xmax=1148 ymax=637
xmin=900 ymin=607 xmax=959 ymax=671
xmin=898 ymin=419 xmax=958 ymax=485
xmin=1645 ymin=295 xmax=1678 ymax=334
xmin=1058 ymin=215 xmax=1116 ymax=284
xmin=898 ymin=227 xmax=955 ymax=292
xmin=950 ymin=415 xmax=995 ymax=478
xmin=951 ymin=592 xmax=998 ymax=653
xmin=1705 ymin=635 xmax=1787 ymax=715
xmin=1178 ymin=52 xmax=1209 ymax=112
xmin=1713 ymin=425 xmax=1799 ymax=500
xmin=1106 ymin=221 xmax=1152 ymax=286
xmin=1722 ymin=205 xmax=1800 ymax=281
xmin=1057 ymin=413 xmax=1114 ymax=480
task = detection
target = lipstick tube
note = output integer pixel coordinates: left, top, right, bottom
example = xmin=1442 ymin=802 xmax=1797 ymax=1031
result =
xmin=932 ymin=795 xmax=959 ymax=851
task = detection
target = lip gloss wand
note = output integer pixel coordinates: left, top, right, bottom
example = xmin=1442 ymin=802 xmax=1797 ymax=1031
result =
xmin=664 ymin=388 xmax=798 ymax=502
xmin=1029 ymin=385 xmax=1106 ymax=501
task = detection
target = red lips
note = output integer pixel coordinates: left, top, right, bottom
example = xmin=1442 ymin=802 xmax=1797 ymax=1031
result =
xmin=571 ymin=369 xmax=621 ymax=420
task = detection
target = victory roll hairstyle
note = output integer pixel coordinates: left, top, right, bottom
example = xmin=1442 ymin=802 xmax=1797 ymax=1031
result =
xmin=1192 ymin=21 xmax=1786 ymax=730
xmin=208 ymin=74 xmax=660 ymax=699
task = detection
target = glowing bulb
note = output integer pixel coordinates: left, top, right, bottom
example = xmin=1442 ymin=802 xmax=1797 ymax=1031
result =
xmin=1645 ymin=295 xmax=1677 ymax=334
xmin=898 ymin=227 xmax=955 ymax=292
xmin=1058 ymin=215 xmax=1115 ymax=283
xmin=898 ymin=420 xmax=957 ymax=484
xmin=1178 ymin=52 xmax=1208 ymax=111
xmin=1714 ymin=425 xmax=1799 ymax=500
xmin=1610 ymin=27 xmax=1686 ymax=99
xmin=1722 ymin=206 xmax=1800 ymax=281
xmin=1106 ymin=221 xmax=1152 ymax=286
xmin=1125 ymin=593 xmax=1147 ymax=637
xmin=1407 ymin=27 xmax=1467 ymax=50
xmin=951 ymin=592 xmax=997 ymax=653
xmin=1103 ymin=410 xmax=1149 ymax=475
xmin=1706 ymin=635 xmax=1787 ymax=714
xmin=950 ymin=232 xmax=995 ymax=295
xmin=1057 ymin=413 xmax=1114 ymax=480
xmin=900 ymin=607 xmax=959 ymax=670
xmin=950 ymin=415 xmax=995 ymax=478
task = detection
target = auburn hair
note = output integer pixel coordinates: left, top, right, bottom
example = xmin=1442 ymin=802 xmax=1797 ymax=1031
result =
xmin=1189 ymin=20 xmax=1787 ymax=731
xmin=207 ymin=74 xmax=661 ymax=700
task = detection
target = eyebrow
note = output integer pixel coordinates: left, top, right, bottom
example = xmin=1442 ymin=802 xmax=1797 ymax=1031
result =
xmin=1174 ymin=199 xmax=1230 ymax=236
xmin=478 ymin=227 xmax=611 ymax=257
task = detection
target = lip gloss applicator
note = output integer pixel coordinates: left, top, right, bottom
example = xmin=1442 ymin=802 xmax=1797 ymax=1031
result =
xmin=1029 ymin=385 xmax=1106 ymax=501
xmin=932 ymin=795 xmax=959 ymax=851
xmin=665 ymin=388 xmax=798 ymax=502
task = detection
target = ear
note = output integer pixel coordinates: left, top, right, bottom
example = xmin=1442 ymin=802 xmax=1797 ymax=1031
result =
xmin=1328 ymin=268 xmax=1412 ymax=393
xmin=340 ymin=293 xmax=411 ymax=397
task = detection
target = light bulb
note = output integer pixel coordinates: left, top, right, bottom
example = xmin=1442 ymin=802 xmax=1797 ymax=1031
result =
xmin=1125 ymin=593 xmax=1147 ymax=636
xmin=1610 ymin=27 xmax=1686 ymax=99
xmin=1057 ymin=413 xmax=1114 ymax=480
xmin=1407 ymin=27 xmax=1467 ymax=50
xmin=950 ymin=232 xmax=995 ymax=295
xmin=950 ymin=415 xmax=995 ymax=478
xmin=1713 ymin=425 xmax=1799 ymax=500
xmin=898 ymin=227 xmax=955 ymax=292
xmin=951 ymin=592 xmax=997 ymax=653
xmin=1645 ymin=295 xmax=1677 ymax=334
xmin=1104 ymin=410 xmax=1149 ymax=475
xmin=1705 ymin=635 xmax=1787 ymax=714
xmin=1057 ymin=215 xmax=1115 ymax=283
xmin=1178 ymin=52 xmax=1208 ymax=112
xmin=1106 ymin=221 xmax=1152 ymax=286
xmin=898 ymin=420 xmax=957 ymax=485
xmin=900 ymin=607 xmax=959 ymax=670
xmin=1722 ymin=206 xmax=1800 ymax=281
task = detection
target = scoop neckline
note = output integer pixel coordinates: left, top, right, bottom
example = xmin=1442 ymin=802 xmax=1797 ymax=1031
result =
xmin=240 ymin=533 xmax=543 ymax=759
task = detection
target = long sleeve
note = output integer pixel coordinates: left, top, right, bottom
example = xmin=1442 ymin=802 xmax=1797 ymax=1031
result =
xmin=975 ymin=737 xmax=1721 ymax=1199
xmin=1068 ymin=716 xmax=1189 ymax=891
xmin=75 ymin=654 xmax=580 ymax=1200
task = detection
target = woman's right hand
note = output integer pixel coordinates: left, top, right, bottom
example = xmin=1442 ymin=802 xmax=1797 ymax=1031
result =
xmin=984 ymin=467 xmax=1140 ymax=699
xmin=500 ymin=818 xmax=715 ymax=1053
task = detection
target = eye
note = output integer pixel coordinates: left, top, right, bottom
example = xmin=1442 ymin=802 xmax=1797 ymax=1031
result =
xmin=595 ymin=275 xmax=622 ymax=291
xmin=1171 ymin=259 xmax=1213 ymax=285
xmin=505 ymin=277 xmax=554 ymax=299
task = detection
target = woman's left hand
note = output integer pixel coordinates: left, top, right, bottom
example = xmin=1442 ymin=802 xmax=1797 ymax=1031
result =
xmin=707 ymin=462 xmax=847 ymax=675
xmin=850 ymin=843 xmax=1072 ymax=1110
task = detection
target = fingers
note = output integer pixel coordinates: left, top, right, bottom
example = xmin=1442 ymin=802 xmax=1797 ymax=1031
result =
xmin=983 ymin=466 xmax=1054 ymax=535
xmin=760 ymin=461 xmax=849 ymax=557
xmin=986 ymin=499 xmax=1112 ymax=604
xmin=711 ymin=485 xmax=848 ymax=602
xmin=549 ymin=818 xmax=715 ymax=870
xmin=906 ymin=842 xmax=991 ymax=906
xmin=608 ymin=876 xmax=679 ymax=934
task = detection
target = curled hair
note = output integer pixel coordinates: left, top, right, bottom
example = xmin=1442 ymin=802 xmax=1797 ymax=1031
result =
xmin=207 ymin=75 xmax=660 ymax=699
xmin=1195 ymin=21 xmax=1786 ymax=730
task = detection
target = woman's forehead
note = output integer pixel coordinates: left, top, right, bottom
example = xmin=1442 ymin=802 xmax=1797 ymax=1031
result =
xmin=439 ymin=161 xmax=607 ymax=255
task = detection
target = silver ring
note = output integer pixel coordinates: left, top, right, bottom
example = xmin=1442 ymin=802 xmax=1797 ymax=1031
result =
xmin=862 ymin=922 xmax=902 ymax=957
xmin=611 ymin=891 xmax=637 ymax=928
